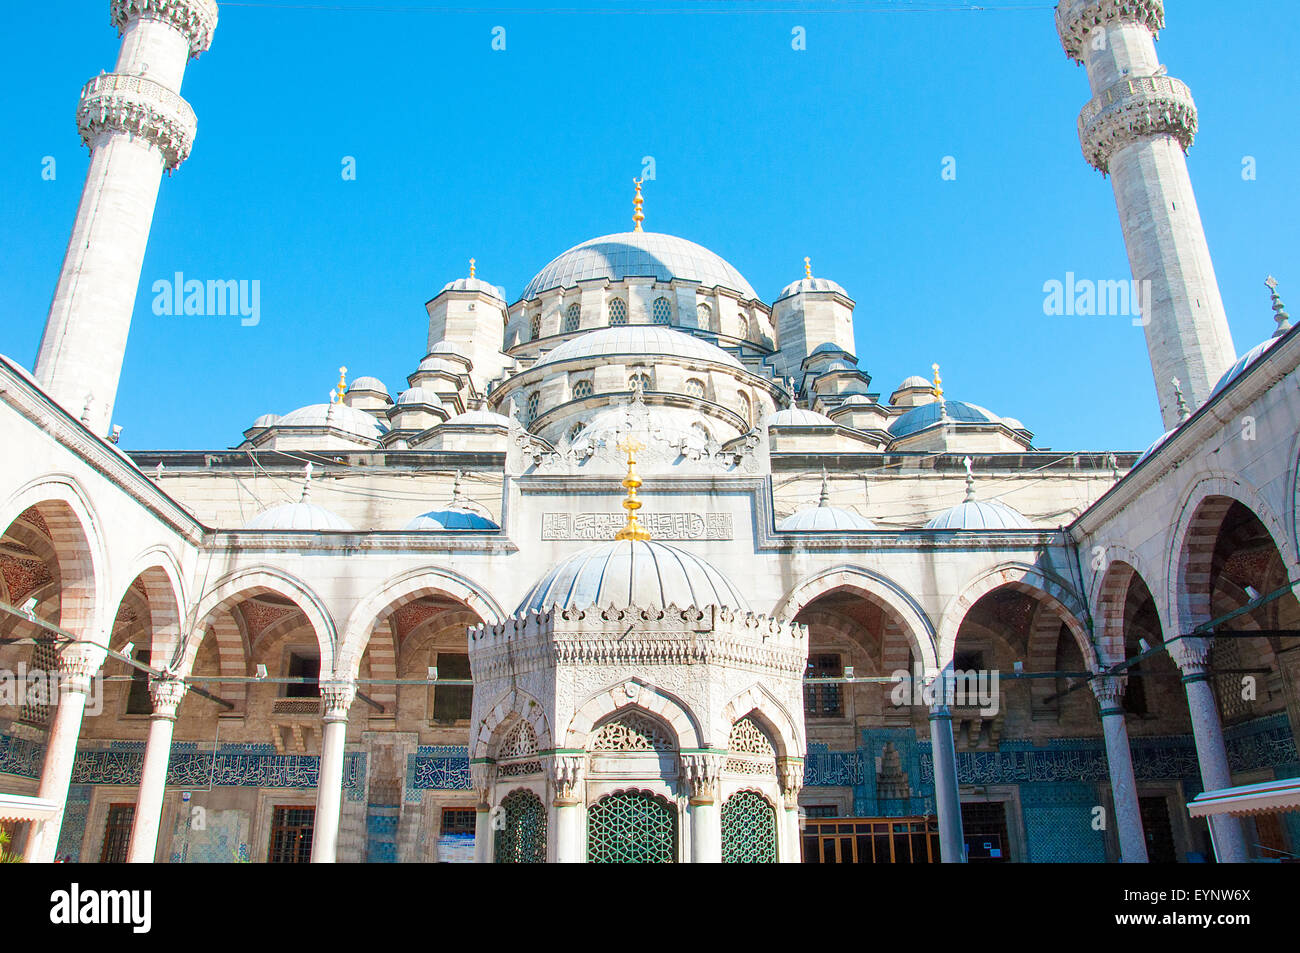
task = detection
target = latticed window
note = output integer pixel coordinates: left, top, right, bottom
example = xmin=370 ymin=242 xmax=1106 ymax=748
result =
xmin=736 ymin=392 xmax=752 ymax=427
xmin=629 ymin=372 xmax=651 ymax=395
xmin=587 ymin=791 xmax=678 ymax=863
xmin=529 ymin=312 xmax=541 ymax=340
xmin=564 ymin=303 xmax=581 ymax=333
xmin=697 ymin=302 xmax=712 ymax=328
xmin=432 ymin=652 xmax=472 ymax=723
xmin=572 ymin=378 xmax=593 ymax=399
xmin=568 ymin=422 xmax=586 ymax=442
xmin=494 ymin=789 xmax=547 ymax=863
xmin=684 ymin=378 xmax=705 ymax=399
xmin=805 ymin=653 xmax=843 ymax=718
xmin=525 ymin=392 xmax=540 ymax=424
xmin=268 ymin=806 xmax=314 ymax=863
xmin=652 ymin=296 xmax=672 ymax=325
xmin=609 ymin=298 xmax=627 ymax=326
xmin=737 ymin=314 xmax=750 ymax=340
xmin=725 ymin=715 xmax=777 ymax=776
xmin=99 ymin=804 xmax=135 ymax=863
xmin=721 ymin=791 xmax=777 ymax=863
xmin=441 ymin=808 xmax=476 ymax=836
xmin=589 ymin=712 xmax=675 ymax=751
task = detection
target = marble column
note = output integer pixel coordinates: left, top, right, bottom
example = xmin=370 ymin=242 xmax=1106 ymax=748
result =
xmin=1169 ymin=637 xmax=1249 ymax=862
xmin=470 ymin=761 xmax=495 ymax=863
xmin=310 ymin=681 xmax=355 ymax=863
xmin=682 ymin=753 xmax=723 ymax=864
xmin=1091 ymin=676 xmax=1148 ymax=863
xmin=929 ymin=703 xmax=966 ymax=863
xmin=26 ymin=641 xmax=106 ymax=863
xmin=127 ymin=676 xmax=187 ymax=862
xmin=778 ymin=756 xmax=805 ymax=864
xmin=552 ymin=755 xmax=584 ymax=863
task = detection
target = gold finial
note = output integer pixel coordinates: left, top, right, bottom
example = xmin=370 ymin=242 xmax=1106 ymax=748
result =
xmin=931 ymin=363 xmax=943 ymax=400
xmin=804 ymin=256 xmax=812 ymax=280
xmin=632 ymin=178 xmax=645 ymax=232
xmin=614 ymin=433 xmax=651 ymax=541
xmin=336 ymin=366 xmax=348 ymax=404
xmin=469 ymin=257 xmax=476 ymax=279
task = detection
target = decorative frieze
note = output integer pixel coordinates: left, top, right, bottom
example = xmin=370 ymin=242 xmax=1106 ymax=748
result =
xmin=1077 ymin=74 xmax=1197 ymax=174
xmin=111 ymin=0 xmax=219 ymax=57
xmin=541 ymin=511 xmax=732 ymax=541
xmin=76 ymin=72 xmax=197 ymax=171
xmin=1055 ymin=0 xmax=1165 ymax=62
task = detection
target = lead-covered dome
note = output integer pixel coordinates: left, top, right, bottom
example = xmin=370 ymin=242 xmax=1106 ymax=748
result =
xmin=889 ymin=400 xmax=1000 ymax=437
xmin=518 ymin=539 xmax=749 ymax=613
xmin=245 ymin=501 xmax=354 ymax=531
xmin=925 ymin=499 xmax=1032 ymax=531
xmin=531 ymin=325 xmax=745 ymax=372
xmin=778 ymin=506 xmax=875 ymax=532
xmin=767 ymin=407 xmax=836 ymax=427
xmin=520 ymin=231 xmax=758 ymax=301
xmin=276 ymin=403 xmax=388 ymax=439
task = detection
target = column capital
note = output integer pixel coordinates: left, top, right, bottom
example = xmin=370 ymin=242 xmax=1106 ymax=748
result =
xmin=777 ymin=756 xmax=804 ymax=810
xmin=550 ymin=754 xmax=584 ymax=805
xmin=111 ymin=0 xmax=219 ymax=58
xmin=1055 ymin=0 xmax=1165 ymax=63
xmin=470 ymin=761 xmax=496 ymax=806
xmin=1167 ymin=636 xmax=1213 ymax=680
xmin=57 ymin=641 xmax=107 ymax=692
xmin=680 ymin=752 xmax=724 ymax=804
xmin=1090 ymin=674 xmax=1127 ymax=713
xmin=319 ymin=681 xmax=356 ymax=722
xmin=148 ymin=676 xmax=187 ymax=719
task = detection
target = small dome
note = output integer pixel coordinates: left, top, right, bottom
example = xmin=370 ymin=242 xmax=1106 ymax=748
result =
xmin=395 ymin=387 xmax=444 ymax=407
xmin=404 ymin=508 xmax=500 ymax=531
xmin=442 ymin=409 xmax=513 ymax=427
xmin=925 ymin=499 xmax=1032 ymax=531
xmin=767 ymin=407 xmax=836 ymax=427
xmin=1002 ymin=417 xmax=1028 ymax=432
xmin=1137 ymin=428 xmax=1175 ymax=464
xmin=897 ymin=375 xmax=932 ymax=391
xmin=1209 ymin=337 xmax=1279 ymax=400
xmin=348 ymin=376 xmax=388 ymax=395
xmin=251 ymin=413 xmax=280 ymax=428
xmin=521 ymin=231 xmax=757 ymax=300
xmin=277 ymin=403 xmax=388 ymax=438
xmin=889 ymin=400 xmax=1001 ymax=438
xmin=778 ymin=506 xmax=875 ymax=532
xmin=839 ymin=394 xmax=873 ymax=407
xmin=531 ymin=325 xmax=744 ymax=372
xmin=440 ymin=276 xmax=506 ymax=301
xmin=245 ymin=501 xmax=354 ymax=531
xmin=518 ymin=539 xmax=749 ymax=613
xmin=777 ymin=276 xmax=850 ymax=300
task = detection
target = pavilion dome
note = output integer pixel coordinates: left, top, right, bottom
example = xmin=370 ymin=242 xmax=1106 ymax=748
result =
xmin=442 ymin=409 xmax=513 ymax=427
xmin=245 ymin=500 xmax=353 ymax=532
xmin=440 ymin=276 xmax=506 ymax=301
xmin=531 ymin=325 xmax=744 ymax=372
xmin=520 ymin=231 xmax=757 ymax=301
xmin=897 ymin=375 xmax=932 ymax=391
xmin=517 ymin=539 xmax=749 ymax=614
xmin=395 ymin=386 xmax=444 ymax=407
xmin=1209 ymin=337 xmax=1280 ymax=400
xmin=889 ymin=399 xmax=1001 ymax=438
xmin=275 ymin=403 xmax=387 ymax=439
xmin=778 ymin=506 xmax=875 ymax=532
xmin=348 ymin=376 xmax=388 ymax=396
xmin=767 ymin=407 xmax=836 ymax=427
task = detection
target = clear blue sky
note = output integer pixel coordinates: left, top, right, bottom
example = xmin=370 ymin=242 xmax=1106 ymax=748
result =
xmin=3 ymin=0 xmax=1297 ymax=451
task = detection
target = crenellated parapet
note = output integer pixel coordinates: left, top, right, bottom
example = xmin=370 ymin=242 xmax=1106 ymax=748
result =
xmin=1055 ymin=0 xmax=1165 ymax=63
xmin=111 ymin=0 xmax=219 ymax=58
xmin=1077 ymin=73 xmax=1197 ymax=174
xmin=77 ymin=72 xmax=197 ymax=171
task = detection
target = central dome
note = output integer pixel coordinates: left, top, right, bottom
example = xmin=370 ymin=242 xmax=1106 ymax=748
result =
xmin=532 ymin=325 xmax=745 ymax=372
xmin=518 ymin=539 xmax=749 ymax=613
xmin=520 ymin=231 xmax=758 ymax=301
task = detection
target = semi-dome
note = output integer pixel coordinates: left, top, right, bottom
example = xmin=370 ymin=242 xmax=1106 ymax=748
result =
xmin=518 ymin=539 xmax=749 ymax=614
xmin=440 ymin=276 xmax=506 ymax=301
xmin=531 ymin=325 xmax=745 ymax=372
xmin=777 ymin=276 xmax=850 ymax=300
xmin=245 ymin=501 xmax=354 ymax=531
xmin=520 ymin=231 xmax=757 ymax=301
xmin=925 ymin=499 xmax=1032 ymax=531
xmin=276 ymin=403 xmax=387 ymax=439
xmin=767 ymin=407 xmax=836 ymax=427
xmin=403 ymin=508 xmax=499 ymax=531
xmin=778 ymin=506 xmax=875 ymax=532
xmin=250 ymin=413 xmax=280 ymax=429
xmin=889 ymin=400 xmax=1001 ymax=438
xmin=348 ymin=376 xmax=388 ymax=394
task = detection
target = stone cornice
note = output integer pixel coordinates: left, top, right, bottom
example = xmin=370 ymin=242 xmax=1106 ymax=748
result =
xmin=111 ymin=0 xmax=219 ymax=58
xmin=1056 ymin=0 xmax=1165 ymax=63
xmin=77 ymin=72 xmax=197 ymax=171
xmin=1077 ymin=74 xmax=1197 ymax=174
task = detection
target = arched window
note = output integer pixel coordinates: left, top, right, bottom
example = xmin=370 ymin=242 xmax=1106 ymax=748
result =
xmin=652 ymin=297 xmax=672 ymax=325
xmin=696 ymin=302 xmax=712 ymax=329
xmin=564 ymin=303 xmax=581 ymax=333
xmin=608 ymin=298 xmax=628 ymax=326
xmin=525 ymin=392 xmax=540 ymax=424
xmin=721 ymin=791 xmax=777 ymax=863
xmin=529 ymin=312 xmax=541 ymax=340
xmin=567 ymin=421 xmax=586 ymax=442
xmin=587 ymin=791 xmax=677 ymax=863
xmin=494 ymin=789 xmax=547 ymax=864
xmin=629 ymin=372 xmax=651 ymax=394
xmin=737 ymin=314 xmax=750 ymax=340
xmin=572 ymin=379 xmax=593 ymax=399
xmin=684 ymin=378 xmax=705 ymax=399
xmin=736 ymin=391 xmax=752 ymax=427
xmin=691 ymin=421 xmax=711 ymax=443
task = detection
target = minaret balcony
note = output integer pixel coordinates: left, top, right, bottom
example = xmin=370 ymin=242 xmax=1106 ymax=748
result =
xmin=76 ymin=71 xmax=197 ymax=171
xmin=1076 ymin=73 xmax=1197 ymax=174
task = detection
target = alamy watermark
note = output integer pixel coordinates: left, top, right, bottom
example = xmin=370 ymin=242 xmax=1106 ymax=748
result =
xmin=151 ymin=272 xmax=260 ymax=326
xmin=890 ymin=665 xmax=1001 ymax=716
xmin=1043 ymin=273 xmax=1151 ymax=326
xmin=0 ymin=664 xmax=104 ymax=715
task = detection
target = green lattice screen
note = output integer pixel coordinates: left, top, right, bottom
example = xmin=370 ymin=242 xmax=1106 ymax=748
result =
xmin=587 ymin=791 xmax=677 ymax=863
xmin=721 ymin=791 xmax=777 ymax=863
xmin=494 ymin=790 xmax=547 ymax=863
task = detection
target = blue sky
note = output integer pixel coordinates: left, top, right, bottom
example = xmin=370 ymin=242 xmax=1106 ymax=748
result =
xmin=3 ymin=0 xmax=1297 ymax=451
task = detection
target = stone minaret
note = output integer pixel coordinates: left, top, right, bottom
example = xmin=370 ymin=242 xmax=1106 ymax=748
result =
xmin=34 ymin=0 xmax=218 ymax=436
xmin=1056 ymin=0 xmax=1235 ymax=429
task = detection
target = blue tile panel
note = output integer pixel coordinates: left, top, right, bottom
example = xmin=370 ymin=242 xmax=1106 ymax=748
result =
xmin=406 ymin=746 xmax=471 ymax=795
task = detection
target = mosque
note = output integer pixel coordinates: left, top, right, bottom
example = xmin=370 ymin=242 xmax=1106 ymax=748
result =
xmin=0 ymin=0 xmax=1297 ymax=864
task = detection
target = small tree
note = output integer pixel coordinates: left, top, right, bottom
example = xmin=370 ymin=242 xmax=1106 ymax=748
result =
xmin=0 ymin=828 xmax=23 ymax=863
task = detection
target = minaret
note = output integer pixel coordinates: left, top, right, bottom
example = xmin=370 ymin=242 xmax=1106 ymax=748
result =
xmin=34 ymin=0 xmax=219 ymax=436
xmin=1056 ymin=0 xmax=1235 ymax=429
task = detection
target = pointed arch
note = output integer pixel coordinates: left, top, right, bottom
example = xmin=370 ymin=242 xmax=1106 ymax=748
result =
xmin=720 ymin=683 xmax=802 ymax=758
xmin=566 ymin=680 xmax=702 ymax=750
xmin=471 ymin=687 xmax=553 ymax=761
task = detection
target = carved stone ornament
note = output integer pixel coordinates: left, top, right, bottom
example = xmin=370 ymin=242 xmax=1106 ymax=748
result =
xmin=1078 ymin=74 xmax=1197 ymax=174
xmin=681 ymin=753 xmax=724 ymax=803
xmin=319 ymin=681 xmax=357 ymax=721
xmin=148 ymin=676 xmax=188 ymax=719
xmin=111 ymin=0 xmax=220 ymax=57
xmin=1166 ymin=636 xmax=1213 ymax=676
xmin=551 ymin=754 xmax=584 ymax=803
xmin=777 ymin=757 xmax=804 ymax=809
xmin=77 ymin=73 xmax=198 ymax=171
xmin=1055 ymin=0 xmax=1165 ymax=63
